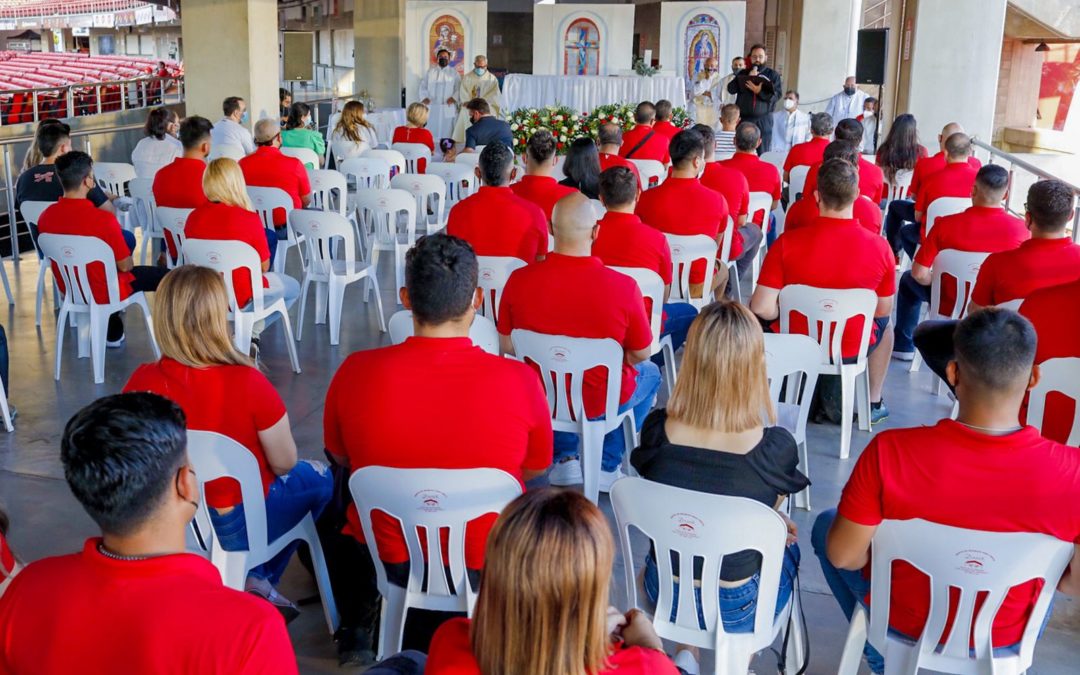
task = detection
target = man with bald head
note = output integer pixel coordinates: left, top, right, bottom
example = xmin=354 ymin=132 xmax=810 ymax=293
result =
xmin=238 ymin=118 xmax=312 ymax=233
xmin=691 ymin=57 xmax=723 ymax=128
xmin=498 ymin=191 xmax=659 ymax=493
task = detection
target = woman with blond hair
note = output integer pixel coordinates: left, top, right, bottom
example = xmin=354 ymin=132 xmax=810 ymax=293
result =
xmin=631 ymin=301 xmax=806 ymax=666
xmin=392 ymin=102 xmax=435 ymax=152
xmin=425 ymin=488 xmax=679 ymax=675
xmin=123 ymin=265 xmax=331 ymax=621
xmin=329 ymin=99 xmax=379 ymax=162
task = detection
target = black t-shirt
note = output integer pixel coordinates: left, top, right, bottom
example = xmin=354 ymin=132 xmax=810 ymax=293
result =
xmin=631 ymin=408 xmax=808 ymax=580
xmin=15 ymin=164 xmax=108 ymax=210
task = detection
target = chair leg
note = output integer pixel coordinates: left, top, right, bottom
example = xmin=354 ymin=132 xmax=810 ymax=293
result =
xmin=660 ymin=336 xmax=677 ymax=398
xmin=581 ymin=423 xmax=604 ymax=504
xmin=375 ymin=586 xmax=408 ymax=661
xmin=837 ymin=606 xmax=869 ymax=675
xmin=328 ymin=278 xmax=346 ymax=346
xmin=139 ymin=232 xmax=149 ymax=266
xmin=300 ymin=516 xmax=340 ymax=635
xmin=856 ymin=370 xmax=871 ymax=432
xmin=909 ymin=348 xmax=923 ymax=373
xmin=839 ymin=369 xmax=856 ymax=459
xmin=295 ymin=276 xmax=310 ymax=341
xmin=314 ymin=278 xmax=328 ymax=325
xmin=0 ymin=376 xmax=13 ymax=432
xmin=35 ymin=263 xmax=46 ymax=327
xmin=89 ymin=309 xmax=108 ymax=384
xmin=793 ymin=440 xmax=811 ymax=510
xmin=784 ymin=592 xmax=806 ymax=674
xmin=278 ymin=308 xmax=302 ymax=374
xmin=234 ymin=315 xmax=253 ymax=355
xmin=368 ymin=272 xmax=386 ymax=333
xmin=54 ymin=305 xmax=69 ymax=380
xmin=138 ymin=298 xmax=160 ymax=359
xmin=0 ymin=260 xmax=12 ymax=306
xmin=367 ymin=248 xmax=381 ymax=302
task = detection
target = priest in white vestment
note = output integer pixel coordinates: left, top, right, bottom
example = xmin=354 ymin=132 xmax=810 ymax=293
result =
xmin=690 ymin=57 xmax=723 ymax=128
xmin=718 ymin=56 xmax=744 ymax=106
xmin=452 ymin=55 xmax=502 ymax=143
xmin=419 ymin=49 xmax=461 ymax=142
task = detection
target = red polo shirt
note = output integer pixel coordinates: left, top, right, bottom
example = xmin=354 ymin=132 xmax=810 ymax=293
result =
xmin=497 ymin=253 xmax=652 ymax=419
xmin=38 ymin=197 xmax=134 ymax=303
xmin=592 ymin=211 xmax=673 ymax=290
xmin=324 ymin=337 xmax=553 ymax=567
xmin=599 ymin=152 xmax=642 ymax=186
xmin=971 ymin=237 xmax=1080 ymax=307
xmin=0 ymin=532 xmax=13 ymax=584
xmin=636 ymin=176 xmax=734 ymax=283
xmin=839 ymin=420 xmax=1080 ymax=648
xmin=759 ymin=217 xmax=895 ymax=359
xmin=509 ymin=174 xmax=577 ymax=221
xmin=910 ymin=152 xmax=982 ymax=199
xmin=185 ymin=202 xmax=271 ymax=308
xmin=1019 ymin=280 xmax=1080 ymax=443
xmin=619 ymin=125 xmax=670 ymax=163
xmin=446 ymin=186 xmax=548 ymax=262
xmin=652 ymin=119 xmax=680 ymax=140
xmin=152 ymin=157 xmax=208 ymax=209
xmin=0 ymin=539 xmax=296 ymax=674
xmin=914 ymin=162 xmax=979 ymax=227
xmin=701 ymin=161 xmax=750 ymax=219
xmin=719 ymin=152 xmax=782 ymax=223
xmin=802 ymin=157 xmax=886 ymax=204
xmin=124 ymin=358 xmax=285 ymax=509
xmin=783 ymin=136 xmax=829 ymax=173
xmin=238 ymin=146 xmax=310 ymax=226
xmin=914 ymin=206 xmax=1028 ymax=269
xmin=784 ymin=196 xmax=881 ymax=235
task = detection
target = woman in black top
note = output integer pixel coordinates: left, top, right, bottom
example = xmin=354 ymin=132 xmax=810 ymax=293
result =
xmin=631 ymin=300 xmax=807 ymax=636
xmin=559 ymin=137 xmax=601 ymax=199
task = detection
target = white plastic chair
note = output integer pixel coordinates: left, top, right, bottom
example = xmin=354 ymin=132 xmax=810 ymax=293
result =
xmin=246 ymin=186 xmax=303 ymax=275
xmin=630 ymin=159 xmax=667 ymax=189
xmin=453 ymin=152 xmax=481 ymax=171
xmin=348 ymin=466 xmax=522 ymax=659
xmin=665 ymin=234 xmax=719 ymax=310
xmin=882 ymin=169 xmax=914 ymax=213
xmin=290 ymin=209 xmax=385 ymax=345
xmin=760 ymin=151 xmax=788 ymax=174
xmin=1027 ymin=357 xmax=1080 ymax=446
xmin=186 ymin=430 xmax=339 ymax=636
xmin=353 ymin=188 xmax=417 ymax=302
xmin=778 ymin=285 xmax=877 ymax=459
xmin=510 ymin=329 xmax=637 ymax=503
xmin=476 ymin=255 xmax=528 ymax=323
xmin=611 ymin=266 xmax=677 ymax=397
xmin=127 ymin=177 xmax=161 ymax=264
xmin=208 ymin=144 xmax=245 ymax=161
xmin=836 ymin=519 xmax=1073 ymax=675
xmin=155 ymin=207 xmax=193 ymax=268
xmin=279 ymin=145 xmax=320 ymax=169
xmin=183 ymin=238 xmax=301 ymax=373
xmin=387 ymin=310 xmax=500 ymax=355
xmin=306 ymin=168 xmax=350 ymax=217
xmin=95 ymin=161 xmax=137 ymax=232
xmin=340 ymin=156 xmax=392 ymax=192
xmin=611 ymin=478 xmax=805 ymax=675
xmin=763 ymin=333 xmax=820 ymax=510
xmin=20 ymin=200 xmax=54 ymax=325
xmin=391 ymin=173 xmax=447 ymax=234
xmin=925 ymin=197 xmax=972 ymax=236
xmin=426 ymin=162 xmax=477 ymax=203
xmin=910 ymin=250 xmax=989 ymax=384
xmin=747 ymin=191 xmax=775 ymax=291
xmin=38 ymin=233 xmax=160 ymax=384
xmin=363 ymin=148 xmax=406 ymax=176
xmin=788 ymin=165 xmax=811 ymax=201
xmin=391 ymin=142 xmax=432 ymax=174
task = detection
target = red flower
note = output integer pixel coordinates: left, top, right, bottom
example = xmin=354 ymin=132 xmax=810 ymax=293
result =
xmin=557 ymin=142 xmax=565 ymax=149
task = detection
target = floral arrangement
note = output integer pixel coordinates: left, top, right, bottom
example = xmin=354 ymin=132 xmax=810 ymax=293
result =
xmin=633 ymin=58 xmax=661 ymax=77
xmin=583 ymin=103 xmax=695 ymax=135
xmin=507 ymin=105 xmax=586 ymax=154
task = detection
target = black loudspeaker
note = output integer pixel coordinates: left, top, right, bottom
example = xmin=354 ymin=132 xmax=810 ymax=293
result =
xmin=855 ymin=28 xmax=889 ymax=85
xmin=283 ymin=32 xmax=315 ymax=82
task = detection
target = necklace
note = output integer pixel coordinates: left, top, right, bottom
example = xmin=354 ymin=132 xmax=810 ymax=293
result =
xmin=97 ymin=542 xmax=150 ymax=562
xmin=956 ymin=421 xmax=1023 ymax=435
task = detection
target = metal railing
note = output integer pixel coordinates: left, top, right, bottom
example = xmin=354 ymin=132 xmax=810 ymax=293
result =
xmin=0 ymin=76 xmax=182 ymax=126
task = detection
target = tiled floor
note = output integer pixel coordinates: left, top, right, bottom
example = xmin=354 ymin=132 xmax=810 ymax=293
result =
xmin=0 ymin=250 xmax=1076 ymax=674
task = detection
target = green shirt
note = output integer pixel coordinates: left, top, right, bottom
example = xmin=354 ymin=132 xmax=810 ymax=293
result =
xmin=280 ymin=128 xmax=326 ymax=167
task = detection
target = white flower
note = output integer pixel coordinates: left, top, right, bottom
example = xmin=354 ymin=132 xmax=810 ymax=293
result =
xmin=510 ymin=123 xmax=519 ymax=131
xmin=571 ymin=115 xmax=579 ymax=122
xmin=612 ymin=117 xmax=620 ymax=125
xmin=513 ymin=138 xmax=519 ymax=145
xmin=561 ymin=126 xmax=568 ymax=133
xmin=529 ymin=108 xmax=537 ymax=114
xmin=560 ymin=135 xmax=567 ymax=142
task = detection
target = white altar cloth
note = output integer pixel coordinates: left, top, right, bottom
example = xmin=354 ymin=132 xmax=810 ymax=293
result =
xmin=502 ymin=74 xmax=687 ymax=113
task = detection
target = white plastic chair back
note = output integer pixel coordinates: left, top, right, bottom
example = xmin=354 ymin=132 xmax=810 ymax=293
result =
xmin=760 ymin=150 xmax=787 ymax=173
xmin=127 ymin=176 xmax=154 ymax=218
xmin=788 ymin=164 xmax=811 ymax=201
xmin=348 ymin=466 xmax=522 ymax=658
xmin=307 ymin=168 xmax=349 ymax=217
xmin=925 ymin=197 xmax=972 ymax=235
xmin=20 ymin=200 xmax=52 ymax=242
xmin=208 ymin=144 xmax=245 ymax=161
xmin=93 ymin=161 xmax=136 ymax=196
xmin=39 ymin=233 xmax=123 ymax=307
xmin=929 ymin=249 xmax=989 ymax=320
xmin=476 ymin=255 xmax=527 ymax=322
xmin=1027 ymin=357 xmax=1080 ymax=446
xmin=997 ymin=298 xmax=1023 ymax=311
xmin=665 ymin=234 xmax=719 ymax=309
xmin=363 ymin=148 xmax=406 ymax=175
xmin=748 ymin=190 xmax=773 ymax=228
xmin=611 ymin=478 xmax=802 ymax=669
xmin=837 ymin=519 xmax=1073 ymax=675
xmin=426 ymin=162 xmax=477 ymax=202
xmin=324 ymin=112 xmax=342 ymax=144
xmin=778 ymin=285 xmax=877 ymax=367
xmin=246 ymin=186 xmax=294 ymax=232
xmin=764 ymin=333 xmax=820 ymax=510
xmin=280 ymin=145 xmax=320 ymax=168
xmin=387 ymin=310 xmax=500 ymax=355
xmin=340 ymin=157 xmax=392 ymax=191
xmin=353 ymin=188 xmax=417 ymax=247
xmin=884 ymin=169 xmax=914 ymax=205
xmin=454 ymin=152 xmax=481 ymax=171
xmin=610 ymin=266 xmax=664 ymax=356
xmin=392 ymin=142 xmax=432 ymax=174
xmin=391 ymin=173 xmax=447 ymax=233
xmin=630 ymin=159 xmax=666 ymax=189
xmin=155 ymin=207 xmax=193 ymax=267
xmin=590 ymin=198 xmax=606 ymax=219
xmin=21 ymin=199 xmax=57 ymax=327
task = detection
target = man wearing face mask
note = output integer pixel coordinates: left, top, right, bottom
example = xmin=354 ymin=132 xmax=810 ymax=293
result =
xmin=719 ymin=56 xmax=743 ymax=106
xmin=690 ymin=57 xmax=723 ymax=128
xmin=726 ymin=45 xmax=782 ymax=153
xmin=210 ymin=95 xmax=255 ymax=155
xmin=419 ymin=48 xmax=461 ymax=145
xmin=769 ymin=90 xmax=811 ymax=154
xmin=825 ymin=76 xmax=868 ymax=124
xmin=452 ymin=55 xmax=502 ymax=145
xmin=858 ymin=97 xmax=878 ymax=152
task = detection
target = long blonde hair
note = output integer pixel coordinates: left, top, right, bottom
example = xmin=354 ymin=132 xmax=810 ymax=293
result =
xmin=472 ymin=489 xmax=614 ymax=675
xmin=154 ymin=265 xmax=253 ymax=368
xmin=667 ymin=300 xmax=775 ymax=431
xmin=333 ymin=100 xmax=374 ymax=143
xmin=202 ymin=158 xmax=252 ymax=210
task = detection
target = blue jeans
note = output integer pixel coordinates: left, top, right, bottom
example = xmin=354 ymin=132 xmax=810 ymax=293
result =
xmin=884 ymin=199 xmax=915 ymax=254
xmin=766 ymin=213 xmax=779 ymax=247
xmin=899 ymin=222 xmax=920 ymax=260
xmin=652 ymin=303 xmax=698 ymax=367
xmin=643 ymin=544 xmax=800 ymax=633
xmin=209 ymin=459 xmax=333 ymax=585
xmin=266 ymin=227 xmax=279 ymax=271
xmin=894 ymin=272 xmax=931 ymax=353
xmin=122 ymin=229 xmax=136 ymax=255
xmin=552 ymin=361 xmax=661 ymax=472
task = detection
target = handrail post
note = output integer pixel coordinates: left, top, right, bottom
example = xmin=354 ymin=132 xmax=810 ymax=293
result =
xmin=31 ymin=90 xmax=38 ymax=123
xmin=3 ymin=145 xmax=20 ymax=260
xmin=66 ymin=86 xmax=74 ymax=118
xmin=96 ymin=85 xmax=102 ymax=115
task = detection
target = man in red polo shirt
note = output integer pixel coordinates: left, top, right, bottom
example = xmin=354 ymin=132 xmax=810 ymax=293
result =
xmin=1020 ymin=279 xmax=1080 ymax=443
xmin=891 ymin=165 xmax=1027 ymax=360
xmin=320 ymin=234 xmax=552 ymax=665
xmin=751 ymin=159 xmax=895 ymax=423
xmin=783 ymin=111 xmax=832 ymax=183
xmin=238 ymin=118 xmax=311 ymax=235
xmin=652 ymin=99 xmax=680 ymax=140
xmin=597 ymin=123 xmax=642 ymax=186
xmin=834 ymin=118 xmax=885 ymax=202
xmin=816 ymin=310 xmax=1080 ymax=675
xmin=619 ymin=101 xmax=670 ymax=164
xmin=153 ymin=115 xmax=212 ymax=261
xmin=0 ymin=393 xmax=297 ymax=674
xmin=38 ymin=151 xmax=166 ymax=346
xmin=637 ymin=130 xmax=742 ymax=298
xmin=912 ymin=132 xmax=978 ymax=236
xmin=784 ymin=142 xmax=882 ymax=234
xmin=498 ymin=192 xmax=657 ymax=491
xmin=509 ymin=130 xmax=576 ymax=221
xmin=720 ymin=122 xmax=782 ymax=228
xmin=446 ymin=142 xmax=547 ymax=262
xmin=694 ymin=123 xmax=750 ymax=230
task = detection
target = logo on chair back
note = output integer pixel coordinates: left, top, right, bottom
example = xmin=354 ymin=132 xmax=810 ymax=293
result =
xmin=955 ymin=549 xmax=994 ymax=575
xmin=671 ymin=245 xmax=684 ymax=256
xmin=415 ymin=489 xmax=447 ymax=512
xmin=61 ymin=246 xmax=75 ymax=258
xmin=308 ymin=219 xmax=320 ymax=232
xmin=968 ymin=263 xmax=981 ymax=274
xmin=206 ymin=251 xmax=222 ymax=264
xmin=411 ymin=181 xmax=422 ymax=191
xmin=377 ymin=198 xmax=389 ymax=208
xmin=549 ymin=346 xmax=570 ymax=362
xmin=818 ymin=299 xmax=838 ymax=312
xmin=479 ymin=267 xmax=495 ymax=282
xmin=670 ymin=513 xmax=704 ymax=539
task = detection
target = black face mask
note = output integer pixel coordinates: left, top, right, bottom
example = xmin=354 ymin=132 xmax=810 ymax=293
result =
xmin=844 ymin=86 xmax=856 ymax=96
xmin=438 ymin=58 xmax=449 ymax=67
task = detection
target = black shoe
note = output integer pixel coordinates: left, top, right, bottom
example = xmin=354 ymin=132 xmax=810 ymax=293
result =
xmin=335 ymin=626 xmax=376 ymax=667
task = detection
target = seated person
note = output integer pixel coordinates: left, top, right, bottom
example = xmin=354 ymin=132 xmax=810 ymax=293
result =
xmin=715 ymin=104 xmax=741 ymax=156
xmin=425 ymin=489 xmax=680 ymax=675
xmin=719 ymin=123 xmax=782 ymax=230
xmin=694 ymin=123 xmax=750 ymax=231
xmin=652 ymin=99 xmax=680 ymax=139
xmin=38 ymin=151 xmax=167 ymax=346
xmin=633 ymin=302 xmax=807 ymax=636
xmin=1020 ymin=279 xmax=1080 ymax=443
xmin=211 ymin=95 xmax=255 ymax=155
xmin=239 ymin=119 xmax=312 ymax=237
xmin=815 ymin=309 xmax=1080 ymax=675
xmin=597 ymin=122 xmax=642 ymax=186
xmin=154 ymin=115 xmax=213 ymax=261
xmin=751 ymin=159 xmax=895 ymax=423
xmin=783 ymin=111 xmax=832 ymax=183
xmin=832 ymin=117 xmax=885 ymax=202
xmin=124 ymin=265 xmax=326 ymax=620
xmin=559 ymin=137 xmax=602 ymax=200
xmin=891 ymin=165 xmax=1027 ymax=360
xmin=619 ymin=101 xmax=671 ymax=164
xmin=0 ymin=393 xmax=297 ymax=673
xmin=320 ymin=234 xmax=552 ymax=665
xmin=784 ymin=142 xmax=883 ymax=234
xmin=392 ymin=102 xmax=436 ymax=169
xmin=510 ymin=130 xmax=577 ymax=221
xmin=0 ymin=505 xmax=18 ymax=595
xmin=446 ymin=143 xmax=547 ymax=263
xmin=280 ymin=102 xmax=326 ymax=166
xmin=329 ymin=100 xmax=379 ymax=161
xmin=499 ymin=193 xmax=658 ymax=491
xmin=131 ymin=107 xmax=181 ymax=178
xmin=462 ymin=97 xmax=512 ymax=152
xmin=279 ymin=88 xmax=291 ymax=125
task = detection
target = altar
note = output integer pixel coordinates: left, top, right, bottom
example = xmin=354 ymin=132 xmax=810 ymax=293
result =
xmin=502 ymin=74 xmax=688 ymax=114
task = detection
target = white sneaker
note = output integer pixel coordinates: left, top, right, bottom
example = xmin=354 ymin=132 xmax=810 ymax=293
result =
xmin=674 ymin=649 xmax=700 ymax=675
xmin=891 ymin=350 xmax=914 ymax=362
xmin=548 ymin=458 xmax=583 ymax=486
xmin=599 ymin=466 xmax=626 ymax=493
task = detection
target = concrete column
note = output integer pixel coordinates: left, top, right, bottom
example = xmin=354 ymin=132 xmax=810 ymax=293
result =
xmin=787 ymin=0 xmax=861 ymax=110
xmin=180 ymin=0 xmax=279 ymax=123
xmin=904 ymin=0 xmax=1007 ymax=140
xmin=354 ymin=0 xmax=405 ymax=108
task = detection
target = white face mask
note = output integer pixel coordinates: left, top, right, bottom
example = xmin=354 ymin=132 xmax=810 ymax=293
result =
xmin=783 ymin=99 xmax=796 ymax=111
xmin=863 ymin=110 xmax=875 ymax=117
